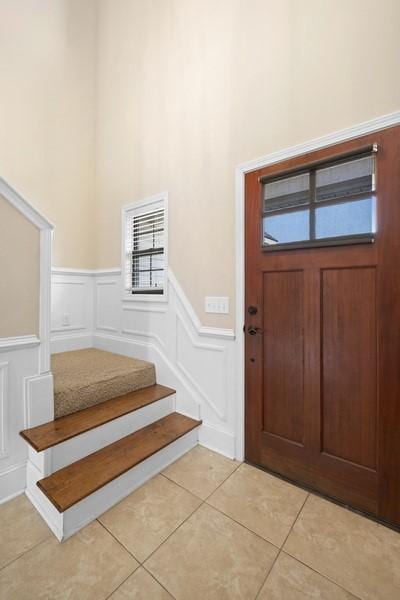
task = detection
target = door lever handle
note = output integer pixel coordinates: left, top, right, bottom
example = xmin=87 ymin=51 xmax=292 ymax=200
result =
xmin=247 ymin=325 xmax=264 ymax=336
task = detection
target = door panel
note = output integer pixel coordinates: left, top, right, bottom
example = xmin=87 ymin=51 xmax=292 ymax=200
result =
xmin=245 ymin=125 xmax=400 ymax=527
xmin=262 ymin=270 xmax=304 ymax=444
xmin=321 ymin=267 xmax=377 ymax=470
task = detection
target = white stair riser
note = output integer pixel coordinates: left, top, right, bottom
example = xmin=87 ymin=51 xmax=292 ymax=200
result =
xmin=26 ymin=428 xmax=199 ymax=541
xmin=49 ymin=394 xmax=174 ymax=471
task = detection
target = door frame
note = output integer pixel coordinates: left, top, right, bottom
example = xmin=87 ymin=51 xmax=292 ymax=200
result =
xmin=234 ymin=109 xmax=400 ymax=463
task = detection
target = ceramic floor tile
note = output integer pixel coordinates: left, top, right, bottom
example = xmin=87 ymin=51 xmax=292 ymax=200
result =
xmin=109 ymin=567 xmax=172 ymax=599
xmin=0 ymin=520 xmax=137 ymax=600
xmin=208 ymin=463 xmax=307 ymax=547
xmin=162 ymin=445 xmax=239 ymax=499
xmin=99 ymin=474 xmax=201 ymax=562
xmin=284 ymin=494 xmax=400 ymax=600
xmin=0 ymin=494 xmax=51 ymax=569
xmin=258 ymin=552 xmax=357 ymax=599
xmin=145 ymin=503 xmax=278 ymax=600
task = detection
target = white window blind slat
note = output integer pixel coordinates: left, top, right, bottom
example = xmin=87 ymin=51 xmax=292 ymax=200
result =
xmin=124 ymin=202 xmax=165 ymax=295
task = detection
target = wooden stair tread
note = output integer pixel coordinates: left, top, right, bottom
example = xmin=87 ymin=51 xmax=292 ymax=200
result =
xmin=20 ymin=384 xmax=175 ymax=452
xmin=37 ymin=413 xmax=201 ymax=512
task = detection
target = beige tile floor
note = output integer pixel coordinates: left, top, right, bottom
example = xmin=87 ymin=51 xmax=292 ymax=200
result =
xmin=1 ymin=446 xmax=400 ymax=599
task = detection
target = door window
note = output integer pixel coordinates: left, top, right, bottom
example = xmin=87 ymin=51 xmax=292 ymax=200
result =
xmin=262 ymin=151 xmax=376 ymax=249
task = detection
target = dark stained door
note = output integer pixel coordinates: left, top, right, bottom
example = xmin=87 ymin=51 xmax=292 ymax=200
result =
xmin=245 ymin=125 xmax=400 ymax=527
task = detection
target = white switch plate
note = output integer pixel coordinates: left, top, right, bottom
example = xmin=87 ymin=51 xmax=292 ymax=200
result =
xmin=205 ymin=297 xmax=229 ymax=314
xmin=62 ymin=313 xmax=71 ymax=326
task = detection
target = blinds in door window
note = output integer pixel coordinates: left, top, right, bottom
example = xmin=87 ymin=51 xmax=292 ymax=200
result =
xmin=125 ymin=204 xmax=165 ymax=294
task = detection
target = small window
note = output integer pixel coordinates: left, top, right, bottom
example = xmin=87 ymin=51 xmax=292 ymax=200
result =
xmin=123 ymin=194 xmax=167 ymax=298
xmin=262 ymin=150 xmax=376 ymax=250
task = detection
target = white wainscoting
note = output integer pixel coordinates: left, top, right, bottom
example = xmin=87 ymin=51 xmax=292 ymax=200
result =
xmin=0 ymin=179 xmax=53 ymax=503
xmin=0 ymin=343 xmax=53 ymax=503
xmin=51 ymin=269 xmax=95 ymax=353
xmin=51 ymin=268 xmax=238 ymax=459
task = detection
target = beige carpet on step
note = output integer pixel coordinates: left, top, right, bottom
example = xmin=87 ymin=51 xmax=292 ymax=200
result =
xmin=52 ymin=348 xmax=156 ymax=418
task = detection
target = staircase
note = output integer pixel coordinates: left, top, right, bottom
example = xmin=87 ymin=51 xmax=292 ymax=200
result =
xmin=20 ymin=349 xmax=201 ymax=541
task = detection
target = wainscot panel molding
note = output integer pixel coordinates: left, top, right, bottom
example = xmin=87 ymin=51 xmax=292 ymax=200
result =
xmin=0 ymin=361 xmax=9 ymax=458
xmin=0 ymin=344 xmax=46 ymax=503
xmin=50 ymin=271 xmax=96 ymax=353
xmin=51 ymin=268 xmax=237 ymax=458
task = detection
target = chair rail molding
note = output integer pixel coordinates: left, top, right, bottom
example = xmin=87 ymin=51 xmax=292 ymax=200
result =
xmin=0 ymin=336 xmax=40 ymax=352
xmin=234 ymin=109 xmax=400 ymax=463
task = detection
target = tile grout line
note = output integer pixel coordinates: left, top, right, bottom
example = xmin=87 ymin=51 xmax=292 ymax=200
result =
xmin=160 ymin=457 xmax=242 ymax=502
xmin=144 ymin=458 xmax=307 ymax=598
xmin=97 ymin=518 xmax=143 ymax=565
xmin=0 ymin=535 xmax=50 ymax=574
xmin=1 ymin=456 xmax=371 ymax=600
xmin=279 ymin=550 xmax=364 ymax=600
xmin=95 ymin=518 xmax=179 ymax=600
xmin=278 ymin=493 xmax=364 ymax=600
xmin=103 ymin=568 xmax=138 ymax=600
xmin=97 ymin=519 xmax=143 ymax=600
xmin=141 ymin=564 xmax=177 ymax=599
xmin=254 ymin=492 xmax=310 ymax=600
xmin=203 ymin=500 xmax=282 ymax=549
xmin=159 ymin=472 xmax=206 ymax=500
xmin=95 ymin=450 xmax=241 ymax=599
xmin=141 ymin=458 xmax=245 ymax=594
xmin=153 ymin=460 xmax=307 ymax=587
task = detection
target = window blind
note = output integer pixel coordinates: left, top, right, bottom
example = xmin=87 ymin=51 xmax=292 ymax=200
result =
xmin=125 ymin=205 xmax=165 ymax=294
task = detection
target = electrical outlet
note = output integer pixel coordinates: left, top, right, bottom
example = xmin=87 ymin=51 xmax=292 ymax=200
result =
xmin=205 ymin=297 xmax=229 ymax=314
xmin=62 ymin=313 xmax=71 ymax=327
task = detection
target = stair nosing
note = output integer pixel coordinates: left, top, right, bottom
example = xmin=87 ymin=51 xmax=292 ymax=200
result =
xmin=20 ymin=384 xmax=176 ymax=452
xmin=36 ymin=413 xmax=202 ymax=512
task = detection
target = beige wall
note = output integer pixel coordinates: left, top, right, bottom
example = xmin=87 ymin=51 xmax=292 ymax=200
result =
xmin=1 ymin=1 xmax=400 ymax=329
xmin=0 ymin=0 xmax=96 ymax=268
xmin=95 ymin=0 xmax=400 ymax=327
xmin=0 ymin=194 xmax=39 ymax=337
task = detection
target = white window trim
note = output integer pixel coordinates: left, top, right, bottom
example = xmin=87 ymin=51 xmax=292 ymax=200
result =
xmin=121 ymin=192 xmax=168 ymax=302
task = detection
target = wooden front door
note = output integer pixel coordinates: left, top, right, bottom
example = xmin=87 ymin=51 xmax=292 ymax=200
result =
xmin=245 ymin=125 xmax=400 ymax=527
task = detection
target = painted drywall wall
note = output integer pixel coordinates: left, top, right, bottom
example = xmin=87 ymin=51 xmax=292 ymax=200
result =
xmin=0 ymin=194 xmax=39 ymax=336
xmin=1 ymin=1 xmax=400 ymax=328
xmin=95 ymin=0 xmax=400 ymax=327
xmin=0 ymin=0 xmax=96 ymax=268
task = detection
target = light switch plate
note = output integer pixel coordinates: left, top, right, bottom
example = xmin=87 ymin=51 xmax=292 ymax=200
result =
xmin=205 ymin=297 xmax=229 ymax=314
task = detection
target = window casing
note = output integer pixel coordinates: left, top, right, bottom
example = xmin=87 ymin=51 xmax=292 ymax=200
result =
xmin=123 ymin=194 xmax=167 ymax=299
xmin=262 ymin=148 xmax=377 ymax=250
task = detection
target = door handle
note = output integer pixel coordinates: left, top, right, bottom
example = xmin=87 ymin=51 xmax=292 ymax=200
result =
xmin=247 ymin=325 xmax=264 ymax=336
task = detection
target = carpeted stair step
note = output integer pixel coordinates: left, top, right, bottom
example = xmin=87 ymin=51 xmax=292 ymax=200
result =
xmin=36 ymin=413 xmax=202 ymax=512
xmin=51 ymin=348 xmax=156 ymax=418
xmin=20 ymin=384 xmax=175 ymax=452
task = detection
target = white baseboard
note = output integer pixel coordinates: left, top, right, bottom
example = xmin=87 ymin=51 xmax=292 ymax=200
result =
xmin=198 ymin=422 xmax=236 ymax=459
xmin=51 ymin=333 xmax=93 ymax=354
xmin=0 ymin=460 xmax=27 ymax=504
